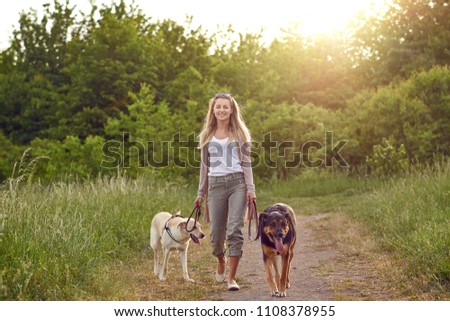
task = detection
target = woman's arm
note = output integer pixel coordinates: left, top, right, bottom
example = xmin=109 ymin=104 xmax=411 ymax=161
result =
xmin=197 ymin=147 xmax=209 ymax=198
xmin=240 ymin=142 xmax=255 ymax=198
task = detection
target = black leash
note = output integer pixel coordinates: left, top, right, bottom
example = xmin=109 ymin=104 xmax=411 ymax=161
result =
xmin=186 ymin=205 xmax=202 ymax=232
xmin=247 ymin=200 xmax=259 ymax=241
xmin=164 ymin=214 xmax=183 ymax=244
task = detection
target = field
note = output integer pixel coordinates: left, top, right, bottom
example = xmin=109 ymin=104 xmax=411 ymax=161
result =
xmin=1 ymin=162 xmax=449 ymax=300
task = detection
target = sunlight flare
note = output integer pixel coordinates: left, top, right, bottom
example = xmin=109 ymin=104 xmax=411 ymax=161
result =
xmin=260 ymin=0 xmax=391 ymax=37
xmin=302 ymin=0 xmax=388 ymax=35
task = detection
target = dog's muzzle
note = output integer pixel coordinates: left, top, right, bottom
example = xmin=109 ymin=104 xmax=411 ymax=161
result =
xmin=190 ymin=233 xmax=205 ymax=245
xmin=273 ymin=231 xmax=286 ymax=254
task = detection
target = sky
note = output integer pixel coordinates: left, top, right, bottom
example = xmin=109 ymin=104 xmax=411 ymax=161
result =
xmin=0 ymin=0 xmax=388 ymax=49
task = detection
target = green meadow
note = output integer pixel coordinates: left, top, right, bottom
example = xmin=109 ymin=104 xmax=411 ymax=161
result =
xmin=1 ymin=162 xmax=448 ymax=300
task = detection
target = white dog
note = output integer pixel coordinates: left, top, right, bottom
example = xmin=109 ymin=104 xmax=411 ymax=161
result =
xmin=150 ymin=211 xmax=205 ymax=282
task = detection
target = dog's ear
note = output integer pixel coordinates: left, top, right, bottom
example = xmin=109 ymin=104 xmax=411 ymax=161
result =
xmin=177 ymin=221 xmax=187 ymax=229
xmin=175 ymin=211 xmax=181 ymax=217
xmin=258 ymin=212 xmax=268 ymax=226
xmin=285 ymin=213 xmax=294 ymax=226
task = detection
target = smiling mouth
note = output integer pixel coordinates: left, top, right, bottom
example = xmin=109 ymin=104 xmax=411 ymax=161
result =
xmin=190 ymin=234 xmax=200 ymax=244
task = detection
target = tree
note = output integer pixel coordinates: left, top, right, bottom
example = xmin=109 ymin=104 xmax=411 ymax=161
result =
xmin=246 ymin=100 xmax=340 ymax=179
xmin=350 ymin=0 xmax=450 ymax=87
xmin=146 ymin=18 xmax=214 ymax=109
xmin=344 ymin=66 xmax=449 ymax=165
xmin=62 ymin=1 xmax=157 ymax=129
xmin=0 ymin=0 xmax=75 ymax=144
xmin=261 ymin=32 xmax=355 ymax=109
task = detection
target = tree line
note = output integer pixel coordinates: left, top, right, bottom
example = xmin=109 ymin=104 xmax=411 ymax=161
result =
xmin=0 ymin=0 xmax=448 ymax=182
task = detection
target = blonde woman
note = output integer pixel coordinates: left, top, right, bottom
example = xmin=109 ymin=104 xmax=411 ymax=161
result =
xmin=194 ymin=93 xmax=256 ymax=291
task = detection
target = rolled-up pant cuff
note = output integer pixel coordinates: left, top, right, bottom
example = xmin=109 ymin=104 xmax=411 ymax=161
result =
xmin=228 ymin=249 xmax=243 ymax=258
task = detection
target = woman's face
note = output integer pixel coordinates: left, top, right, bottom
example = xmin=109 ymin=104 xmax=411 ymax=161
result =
xmin=213 ymin=98 xmax=233 ymax=122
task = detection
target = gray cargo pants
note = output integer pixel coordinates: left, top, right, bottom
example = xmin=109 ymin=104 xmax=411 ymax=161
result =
xmin=208 ymin=172 xmax=247 ymax=258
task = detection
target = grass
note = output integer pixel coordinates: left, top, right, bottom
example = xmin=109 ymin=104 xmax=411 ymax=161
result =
xmin=346 ymin=163 xmax=450 ymax=289
xmin=255 ymin=169 xmax=381 ymax=215
xmin=1 ymin=162 xmax=448 ymax=300
xmin=0 ymin=174 xmax=196 ymax=300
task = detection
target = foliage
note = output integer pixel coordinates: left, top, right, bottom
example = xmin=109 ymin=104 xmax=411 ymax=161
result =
xmin=0 ymin=0 xmax=75 ymax=144
xmin=366 ymin=138 xmax=408 ymax=177
xmin=344 ymin=66 xmax=449 ymax=166
xmin=0 ymin=132 xmax=24 ymax=182
xmin=104 ymin=84 xmax=203 ymax=180
xmin=350 ymin=0 xmax=450 ymax=87
xmin=263 ymin=34 xmax=355 ymax=108
xmin=30 ymin=135 xmax=107 ymax=181
xmin=62 ymin=1 xmax=158 ymax=123
xmin=246 ymin=101 xmax=340 ymax=179
xmin=0 ymin=0 xmax=449 ymax=182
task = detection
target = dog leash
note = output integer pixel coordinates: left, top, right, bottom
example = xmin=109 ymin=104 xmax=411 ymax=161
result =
xmin=247 ymin=200 xmax=259 ymax=241
xmin=186 ymin=205 xmax=202 ymax=232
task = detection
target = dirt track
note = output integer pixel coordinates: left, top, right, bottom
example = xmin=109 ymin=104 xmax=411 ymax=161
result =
xmin=211 ymin=212 xmax=401 ymax=301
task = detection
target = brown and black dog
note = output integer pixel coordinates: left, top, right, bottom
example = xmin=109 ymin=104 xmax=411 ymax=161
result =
xmin=258 ymin=203 xmax=297 ymax=297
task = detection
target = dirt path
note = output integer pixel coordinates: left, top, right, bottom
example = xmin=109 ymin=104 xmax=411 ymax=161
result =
xmin=211 ymin=212 xmax=402 ymax=301
xmin=124 ymin=210 xmax=428 ymax=301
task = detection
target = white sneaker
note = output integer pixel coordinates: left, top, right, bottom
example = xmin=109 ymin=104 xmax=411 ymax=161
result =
xmin=215 ymin=257 xmax=227 ymax=283
xmin=227 ymin=280 xmax=240 ymax=291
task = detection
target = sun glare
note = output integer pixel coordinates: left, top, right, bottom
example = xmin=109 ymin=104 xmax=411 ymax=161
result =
xmin=289 ymin=0 xmax=390 ymax=36
xmin=299 ymin=0 xmax=386 ymax=35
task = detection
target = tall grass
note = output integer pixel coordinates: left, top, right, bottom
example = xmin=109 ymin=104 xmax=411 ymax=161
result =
xmin=256 ymin=169 xmax=382 ymax=215
xmin=1 ymin=160 xmax=448 ymax=299
xmin=0 ymin=174 xmax=194 ymax=300
xmin=346 ymin=161 xmax=450 ymax=287
xmin=257 ymin=169 xmax=379 ymax=198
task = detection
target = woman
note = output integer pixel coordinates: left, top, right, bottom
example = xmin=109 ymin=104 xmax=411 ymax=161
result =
xmin=194 ymin=93 xmax=256 ymax=291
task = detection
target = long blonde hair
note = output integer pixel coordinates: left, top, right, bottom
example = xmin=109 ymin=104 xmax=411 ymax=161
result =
xmin=198 ymin=94 xmax=251 ymax=148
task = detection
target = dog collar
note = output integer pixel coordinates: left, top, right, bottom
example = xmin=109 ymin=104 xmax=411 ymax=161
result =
xmin=164 ymin=215 xmax=183 ymax=244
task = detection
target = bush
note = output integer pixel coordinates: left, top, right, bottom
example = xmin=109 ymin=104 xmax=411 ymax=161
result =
xmin=345 ymin=66 xmax=450 ymax=167
xmin=30 ymin=135 xmax=108 ymax=182
xmin=367 ymin=137 xmax=408 ymax=177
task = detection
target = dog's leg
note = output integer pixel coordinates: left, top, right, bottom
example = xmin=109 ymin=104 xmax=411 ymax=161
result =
xmin=278 ymin=251 xmax=291 ymax=297
xmin=150 ymin=227 xmax=161 ymax=276
xmin=286 ymin=245 xmax=295 ymax=289
xmin=159 ymin=248 xmax=171 ymax=281
xmin=180 ymin=247 xmax=194 ymax=283
xmin=264 ymin=254 xmax=279 ymax=296
xmin=153 ymin=247 xmax=160 ymax=276
xmin=271 ymin=255 xmax=282 ymax=296
xmin=152 ymin=238 xmax=162 ymax=276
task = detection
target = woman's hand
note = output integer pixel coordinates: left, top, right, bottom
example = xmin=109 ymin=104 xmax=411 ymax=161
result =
xmin=246 ymin=192 xmax=256 ymax=203
xmin=194 ymin=196 xmax=203 ymax=207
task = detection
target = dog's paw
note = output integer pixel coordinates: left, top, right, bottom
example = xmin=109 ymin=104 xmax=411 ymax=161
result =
xmin=158 ymin=275 xmax=167 ymax=281
xmin=277 ymin=291 xmax=287 ymax=297
xmin=185 ymin=278 xmax=195 ymax=283
xmin=271 ymin=291 xmax=279 ymax=297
